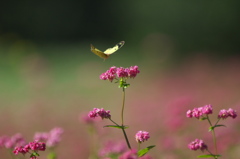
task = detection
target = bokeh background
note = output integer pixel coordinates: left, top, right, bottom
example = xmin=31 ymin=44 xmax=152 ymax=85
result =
xmin=0 ymin=0 xmax=240 ymax=158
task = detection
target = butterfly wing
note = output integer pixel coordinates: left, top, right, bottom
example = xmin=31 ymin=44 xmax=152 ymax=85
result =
xmin=90 ymin=44 xmax=109 ymax=59
xmin=104 ymin=41 xmax=125 ymax=55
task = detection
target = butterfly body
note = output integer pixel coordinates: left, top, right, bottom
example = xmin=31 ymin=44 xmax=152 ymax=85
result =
xmin=90 ymin=41 xmax=125 ymax=59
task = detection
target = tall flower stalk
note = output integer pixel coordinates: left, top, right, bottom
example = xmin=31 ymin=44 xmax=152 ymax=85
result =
xmin=88 ymin=66 xmax=155 ymax=158
xmin=99 ymin=66 xmax=140 ymax=149
xmin=187 ymin=105 xmax=237 ymax=158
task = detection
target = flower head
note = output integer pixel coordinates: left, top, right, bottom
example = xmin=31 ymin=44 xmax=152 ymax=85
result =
xmin=218 ymin=109 xmax=229 ymax=119
xmin=88 ymin=108 xmax=111 ymax=119
xmin=188 ymin=139 xmax=207 ymax=152
xmin=0 ymin=134 xmax=26 ymax=149
xmin=227 ymin=108 xmax=237 ymax=119
xmin=13 ymin=140 xmax=46 ymax=155
xmin=116 ymin=67 xmax=128 ymax=78
xmin=100 ymin=66 xmax=140 ymax=82
xmin=46 ymin=127 xmax=64 ymax=147
xmin=186 ymin=104 xmax=213 ymax=119
xmin=202 ymin=104 xmax=213 ymax=115
xmin=128 ymin=66 xmax=140 ymax=78
xmin=192 ymin=107 xmax=203 ymax=119
xmin=33 ymin=127 xmax=63 ymax=148
xmin=98 ymin=140 xmax=128 ymax=157
xmin=118 ymin=149 xmax=138 ymax=159
xmin=218 ymin=108 xmax=237 ymax=119
xmin=28 ymin=140 xmax=46 ymax=151
xmin=186 ymin=110 xmax=193 ymax=118
xmin=135 ymin=131 xmax=150 ymax=143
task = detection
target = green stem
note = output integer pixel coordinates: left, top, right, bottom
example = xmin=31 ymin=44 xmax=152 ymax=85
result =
xmin=214 ymin=118 xmax=221 ymax=126
xmin=109 ymin=118 xmax=120 ymax=126
xmin=109 ymin=118 xmax=131 ymax=149
xmin=121 ymin=87 xmax=125 ymax=126
xmin=120 ymin=85 xmax=131 ymax=149
xmin=122 ymin=128 xmax=131 ymax=149
xmin=206 ymin=115 xmax=218 ymax=155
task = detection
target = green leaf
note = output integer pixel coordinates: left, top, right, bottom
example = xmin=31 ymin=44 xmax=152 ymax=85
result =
xmin=30 ymin=152 xmax=40 ymax=157
xmin=138 ymin=145 xmax=155 ymax=157
xmin=214 ymin=124 xmax=226 ymax=128
xmin=118 ymin=78 xmax=130 ymax=88
xmin=103 ymin=125 xmax=129 ymax=129
xmin=197 ymin=154 xmax=221 ymax=158
xmin=209 ymin=126 xmax=214 ymax=131
xmin=209 ymin=124 xmax=226 ymax=131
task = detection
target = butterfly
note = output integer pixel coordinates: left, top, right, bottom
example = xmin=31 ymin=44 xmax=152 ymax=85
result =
xmin=90 ymin=41 xmax=125 ymax=59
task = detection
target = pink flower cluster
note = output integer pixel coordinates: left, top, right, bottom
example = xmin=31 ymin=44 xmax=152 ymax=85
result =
xmin=218 ymin=108 xmax=237 ymax=119
xmin=188 ymin=139 xmax=208 ymax=152
xmin=100 ymin=66 xmax=140 ymax=82
xmin=13 ymin=140 xmax=46 ymax=156
xmin=88 ymin=108 xmax=111 ymax=119
xmin=135 ymin=131 xmax=150 ymax=143
xmin=186 ymin=104 xmax=213 ymax=119
xmin=0 ymin=133 xmax=26 ymax=149
xmin=33 ymin=127 xmax=64 ymax=147
xmin=98 ymin=140 xmax=128 ymax=157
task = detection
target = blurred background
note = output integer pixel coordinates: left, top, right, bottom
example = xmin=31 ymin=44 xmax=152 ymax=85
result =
xmin=0 ymin=0 xmax=240 ymax=158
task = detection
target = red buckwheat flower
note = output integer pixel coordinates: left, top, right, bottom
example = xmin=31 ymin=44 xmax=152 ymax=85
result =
xmin=88 ymin=108 xmax=111 ymax=119
xmin=135 ymin=130 xmax=150 ymax=143
xmin=188 ymin=139 xmax=207 ymax=152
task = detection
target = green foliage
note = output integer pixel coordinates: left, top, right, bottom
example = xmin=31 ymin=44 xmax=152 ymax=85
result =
xmin=200 ymin=117 xmax=208 ymax=121
xmin=137 ymin=145 xmax=156 ymax=157
xmin=198 ymin=154 xmax=221 ymax=158
xmin=30 ymin=152 xmax=40 ymax=158
xmin=209 ymin=125 xmax=226 ymax=131
xmin=119 ymin=78 xmax=130 ymax=89
xmin=104 ymin=125 xmax=129 ymax=129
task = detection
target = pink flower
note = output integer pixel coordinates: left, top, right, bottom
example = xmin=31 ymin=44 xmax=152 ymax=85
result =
xmin=218 ymin=108 xmax=237 ymax=119
xmin=135 ymin=131 xmax=150 ymax=143
xmin=28 ymin=140 xmax=46 ymax=151
xmin=118 ymin=149 xmax=138 ymax=159
xmin=192 ymin=107 xmax=203 ymax=119
xmin=0 ymin=136 xmax=9 ymax=148
xmin=13 ymin=140 xmax=46 ymax=156
xmin=1 ymin=133 xmax=26 ymax=149
xmin=227 ymin=108 xmax=237 ymax=119
xmin=128 ymin=66 xmax=140 ymax=78
xmin=187 ymin=104 xmax=213 ymax=119
xmin=116 ymin=67 xmax=128 ymax=78
xmin=33 ymin=127 xmax=63 ymax=148
xmin=88 ymin=108 xmax=99 ymax=118
xmin=46 ymin=127 xmax=64 ymax=147
xmin=186 ymin=110 xmax=193 ymax=118
xmin=188 ymin=139 xmax=207 ymax=152
xmin=34 ymin=133 xmax=49 ymax=141
xmin=202 ymin=104 xmax=213 ymax=115
xmin=109 ymin=66 xmax=117 ymax=74
xmin=13 ymin=146 xmax=29 ymax=155
xmin=88 ymin=108 xmax=111 ymax=119
xmin=100 ymin=66 xmax=140 ymax=82
xmin=218 ymin=109 xmax=229 ymax=119
xmin=100 ymin=72 xmax=108 ymax=80
xmin=98 ymin=140 xmax=128 ymax=157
